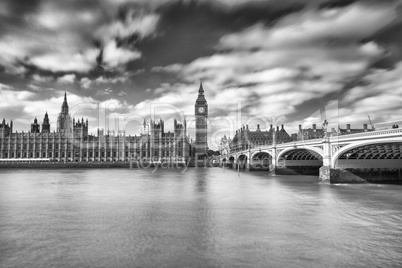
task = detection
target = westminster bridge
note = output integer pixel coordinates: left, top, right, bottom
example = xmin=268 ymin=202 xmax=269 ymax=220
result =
xmin=222 ymin=128 xmax=402 ymax=183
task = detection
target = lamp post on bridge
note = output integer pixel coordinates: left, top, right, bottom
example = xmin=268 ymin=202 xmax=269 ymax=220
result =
xmin=271 ymin=125 xmax=277 ymax=171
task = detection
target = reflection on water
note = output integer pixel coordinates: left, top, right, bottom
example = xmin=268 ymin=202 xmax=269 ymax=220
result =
xmin=1 ymin=168 xmax=402 ymax=267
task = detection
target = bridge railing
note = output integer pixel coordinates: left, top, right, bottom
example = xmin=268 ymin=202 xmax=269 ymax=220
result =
xmin=228 ymin=128 xmax=402 ymax=154
xmin=229 ymin=141 xmax=273 ymax=153
xmin=330 ymin=128 xmax=402 ymax=142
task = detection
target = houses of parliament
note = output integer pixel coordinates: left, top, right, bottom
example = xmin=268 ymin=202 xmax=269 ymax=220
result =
xmin=0 ymin=83 xmax=209 ymax=163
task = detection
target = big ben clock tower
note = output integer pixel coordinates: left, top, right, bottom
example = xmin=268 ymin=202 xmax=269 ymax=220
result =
xmin=195 ymin=80 xmax=208 ymax=158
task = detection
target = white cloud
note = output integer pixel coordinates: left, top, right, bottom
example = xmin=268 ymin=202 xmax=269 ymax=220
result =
xmin=32 ymin=74 xmax=54 ymax=83
xmin=0 ymin=1 xmax=103 ymax=75
xmin=0 ymin=35 xmax=39 ymax=74
xmin=0 ymin=88 xmax=102 ymax=132
xmin=79 ymin=74 xmax=131 ymax=90
xmin=0 ymin=88 xmax=35 ymax=108
xmin=95 ymin=75 xmax=129 ymax=84
xmin=185 ymin=45 xmax=383 ymax=84
xmin=57 ymin=74 xmax=76 ymax=84
xmin=151 ymin=64 xmax=184 ymax=73
xmin=219 ymin=3 xmax=398 ymax=50
xmin=80 ymin=78 xmax=92 ymax=89
xmin=98 ymin=88 xmax=113 ymax=95
xmin=35 ymin=4 xmax=98 ymax=31
xmin=173 ymin=43 xmax=380 ymax=118
xmin=28 ymin=84 xmax=41 ymax=91
xmin=29 ymin=49 xmax=99 ymax=73
xmin=235 ymin=68 xmax=298 ymax=85
xmin=97 ymin=11 xmax=160 ymax=43
xmin=338 ymin=62 xmax=402 ymax=127
xmin=102 ymin=41 xmax=141 ymax=68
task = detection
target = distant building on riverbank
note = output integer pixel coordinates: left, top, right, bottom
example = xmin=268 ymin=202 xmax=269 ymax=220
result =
xmin=296 ymin=123 xmax=375 ymax=140
xmin=230 ymin=124 xmax=292 ymax=152
xmin=0 ymin=92 xmax=192 ymax=163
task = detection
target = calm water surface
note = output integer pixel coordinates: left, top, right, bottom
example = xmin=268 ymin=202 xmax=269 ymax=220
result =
xmin=1 ymin=168 xmax=402 ymax=268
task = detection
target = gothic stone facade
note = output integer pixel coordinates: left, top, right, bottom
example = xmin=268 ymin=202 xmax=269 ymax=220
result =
xmin=0 ymin=93 xmax=191 ymax=163
xmin=230 ymin=124 xmax=292 ymax=152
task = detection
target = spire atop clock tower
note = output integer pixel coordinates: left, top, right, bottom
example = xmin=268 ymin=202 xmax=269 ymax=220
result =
xmin=196 ymin=80 xmax=207 ymax=105
xmin=199 ymin=79 xmax=204 ymax=94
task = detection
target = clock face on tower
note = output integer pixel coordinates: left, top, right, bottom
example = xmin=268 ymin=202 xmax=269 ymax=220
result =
xmin=198 ymin=107 xmax=205 ymax=113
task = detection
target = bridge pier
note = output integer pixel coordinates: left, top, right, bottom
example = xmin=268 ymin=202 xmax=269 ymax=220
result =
xmin=246 ymin=150 xmax=251 ymax=171
xmin=319 ymin=166 xmax=334 ymax=182
xmin=271 ymin=147 xmax=277 ymax=171
xmin=318 ymin=138 xmax=332 ymax=182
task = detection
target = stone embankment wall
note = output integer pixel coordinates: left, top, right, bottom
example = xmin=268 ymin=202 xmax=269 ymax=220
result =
xmin=276 ymin=166 xmax=320 ymax=176
xmin=320 ymin=167 xmax=402 ymax=184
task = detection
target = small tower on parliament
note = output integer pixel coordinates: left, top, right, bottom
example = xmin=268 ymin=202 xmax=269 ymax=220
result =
xmin=42 ymin=112 xmax=50 ymax=133
xmin=31 ymin=117 xmax=40 ymax=133
xmin=73 ymin=117 xmax=89 ymax=140
xmin=0 ymin=118 xmax=12 ymax=138
xmin=57 ymin=92 xmax=72 ymax=133
xmin=194 ymin=80 xmax=208 ymax=159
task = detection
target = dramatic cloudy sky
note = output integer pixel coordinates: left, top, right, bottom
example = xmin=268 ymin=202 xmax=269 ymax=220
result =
xmin=1 ymin=0 xmax=401 ymax=148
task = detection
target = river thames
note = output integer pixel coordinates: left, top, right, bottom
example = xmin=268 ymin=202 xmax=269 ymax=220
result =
xmin=1 ymin=168 xmax=402 ymax=267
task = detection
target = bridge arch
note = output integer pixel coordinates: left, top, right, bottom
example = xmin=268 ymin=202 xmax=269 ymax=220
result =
xmin=227 ymin=156 xmax=235 ymax=167
xmin=332 ymin=139 xmax=402 ymax=168
xmin=237 ymin=154 xmax=248 ymax=169
xmin=251 ymin=151 xmax=272 ymax=159
xmin=277 ymin=146 xmax=324 ymax=161
xmin=250 ymin=151 xmax=272 ymax=170
xmin=276 ymin=147 xmax=324 ymax=175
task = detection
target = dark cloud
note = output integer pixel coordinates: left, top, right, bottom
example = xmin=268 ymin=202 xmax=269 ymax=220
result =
xmin=0 ymin=0 xmax=306 ymax=81
xmin=370 ymin=21 xmax=402 ymax=69
xmin=125 ymin=0 xmax=304 ymax=70
xmin=319 ymin=0 xmax=358 ymax=9
xmin=1 ymin=0 xmax=42 ymax=17
xmin=0 ymin=0 xmax=41 ymax=35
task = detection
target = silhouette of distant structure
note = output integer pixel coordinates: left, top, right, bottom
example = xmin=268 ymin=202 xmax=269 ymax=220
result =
xmin=296 ymin=123 xmax=375 ymax=140
xmin=0 ymin=91 xmax=196 ymax=163
xmin=230 ymin=124 xmax=292 ymax=152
